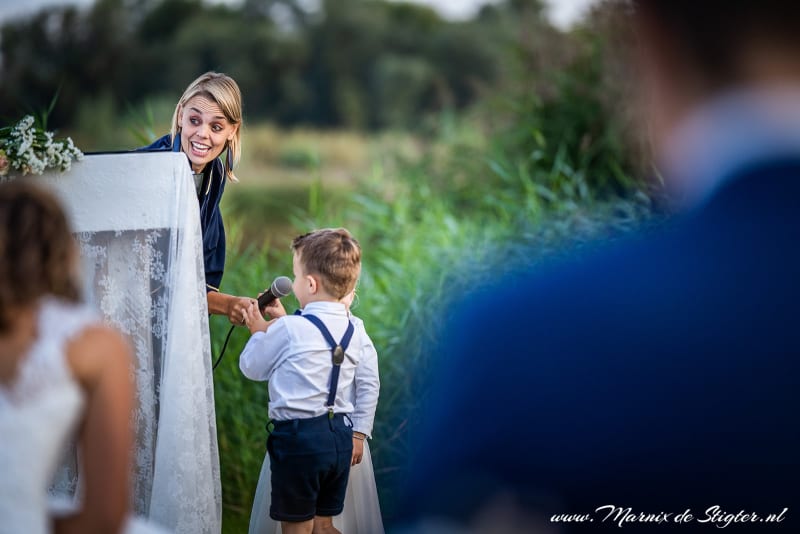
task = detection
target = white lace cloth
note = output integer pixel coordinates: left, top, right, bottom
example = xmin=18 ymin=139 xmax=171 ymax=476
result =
xmin=29 ymin=153 xmax=221 ymax=533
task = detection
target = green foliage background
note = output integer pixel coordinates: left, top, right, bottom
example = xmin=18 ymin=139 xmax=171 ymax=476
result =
xmin=206 ymin=6 xmax=662 ymax=530
xmin=0 ymin=0 xmax=512 ymax=133
xmin=1 ymin=0 xmax=666 ymax=531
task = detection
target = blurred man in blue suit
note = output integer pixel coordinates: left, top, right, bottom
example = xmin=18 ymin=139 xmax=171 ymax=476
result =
xmin=395 ymin=1 xmax=800 ymax=532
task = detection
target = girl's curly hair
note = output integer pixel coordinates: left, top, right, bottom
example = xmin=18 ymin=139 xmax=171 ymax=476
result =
xmin=0 ymin=181 xmax=81 ymax=332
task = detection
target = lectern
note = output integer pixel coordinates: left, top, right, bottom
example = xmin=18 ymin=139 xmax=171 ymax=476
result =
xmin=34 ymin=152 xmax=221 ymax=534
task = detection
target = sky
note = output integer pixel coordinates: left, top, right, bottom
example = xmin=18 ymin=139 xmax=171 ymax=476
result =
xmin=0 ymin=0 xmax=601 ymax=29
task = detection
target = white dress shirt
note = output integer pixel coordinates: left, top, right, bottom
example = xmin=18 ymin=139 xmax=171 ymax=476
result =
xmin=239 ymin=301 xmax=380 ymax=437
xmin=662 ymin=85 xmax=800 ymax=209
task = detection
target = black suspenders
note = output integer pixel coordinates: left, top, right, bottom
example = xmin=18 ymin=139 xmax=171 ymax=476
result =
xmin=301 ymin=314 xmax=355 ymax=416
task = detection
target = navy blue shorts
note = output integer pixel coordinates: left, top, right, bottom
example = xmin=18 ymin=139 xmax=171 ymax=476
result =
xmin=267 ymin=413 xmax=353 ymax=522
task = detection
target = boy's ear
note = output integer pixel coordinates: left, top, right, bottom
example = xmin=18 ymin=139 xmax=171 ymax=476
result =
xmin=306 ymin=274 xmax=318 ymax=294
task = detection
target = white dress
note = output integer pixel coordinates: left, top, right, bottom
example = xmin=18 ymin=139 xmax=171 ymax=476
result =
xmin=248 ymin=439 xmax=384 ymax=534
xmin=0 ymin=298 xmax=169 ymax=534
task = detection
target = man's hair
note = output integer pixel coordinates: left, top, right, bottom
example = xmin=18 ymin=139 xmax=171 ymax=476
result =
xmin=635 ymin=1 xmax=800 ymax=89
xmin=0 ymin=181 xmax=81 ymax=332
xmin=292 ymin=228 xmax=361 ymax=299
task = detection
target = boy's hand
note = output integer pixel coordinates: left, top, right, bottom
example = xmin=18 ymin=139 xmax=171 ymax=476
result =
xmin=259 ymin=292 xmax=287 ymax=319
xmin=243 ymin=300 xmax=271 ymax=334
xmin=351 ymin=432 xmax=365 ymax=465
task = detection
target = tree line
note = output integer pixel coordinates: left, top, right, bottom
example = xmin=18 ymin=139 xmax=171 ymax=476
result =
xmin=0 ymin=0 xmax=552 ymax=131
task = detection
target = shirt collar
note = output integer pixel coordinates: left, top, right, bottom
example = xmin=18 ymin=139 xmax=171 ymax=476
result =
xmin=301 ymin=301 xmax=348 ymax=316
xmin=661 ymin=86 xmax=800 ymax=209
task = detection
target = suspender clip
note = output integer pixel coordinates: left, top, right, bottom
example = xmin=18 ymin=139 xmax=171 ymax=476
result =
xmin=333 ymin=345 xmax=345 ymax=365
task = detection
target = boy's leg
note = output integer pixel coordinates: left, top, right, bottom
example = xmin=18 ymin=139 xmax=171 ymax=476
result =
xmin=281 ymin=519 xmax=314 ymax=534
xmin=314 ymin=417 xmax=353 ymax=523
xmin=270 ymin=415 xmax=351 ymax=531
xmin=269 ymin=417 xmax=333 ymax=524
xmin=311 ymin=515 xmax=339 ymax=534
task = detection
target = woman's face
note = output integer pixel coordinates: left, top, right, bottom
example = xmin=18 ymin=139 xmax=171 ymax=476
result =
xmin=178 ymin=95 xmax=238 ymax=174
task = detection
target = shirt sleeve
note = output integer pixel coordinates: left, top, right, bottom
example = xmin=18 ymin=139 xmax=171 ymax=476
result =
xmin=350 ymin=327 xmax=380 ymax=438
xmin=239 ymin=319 xmax=291 ymax=381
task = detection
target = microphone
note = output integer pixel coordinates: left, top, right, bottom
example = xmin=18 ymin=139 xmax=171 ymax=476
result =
xmin=257 ymin=276 xmax=293 ymax=308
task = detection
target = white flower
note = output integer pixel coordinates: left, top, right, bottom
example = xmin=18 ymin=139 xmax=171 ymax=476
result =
xmin=0 ymin=116 xmax=84 ymax=177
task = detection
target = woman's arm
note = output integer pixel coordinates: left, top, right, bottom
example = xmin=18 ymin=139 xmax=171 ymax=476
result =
xmin=207 ymin=290 xmax=260 ymax=326
xmin=55 ymin=325 xmax=135 ymax=534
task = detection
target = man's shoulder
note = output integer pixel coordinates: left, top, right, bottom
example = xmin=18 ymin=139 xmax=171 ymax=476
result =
xmin=442 ymin=207 xmax=738 ymax=358
xmin=455 ymin=225 xmax=672 ymax=322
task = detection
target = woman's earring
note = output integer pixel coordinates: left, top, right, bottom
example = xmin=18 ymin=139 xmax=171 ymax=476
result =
xmin=226 ymin=144 xmax=234 ymax=174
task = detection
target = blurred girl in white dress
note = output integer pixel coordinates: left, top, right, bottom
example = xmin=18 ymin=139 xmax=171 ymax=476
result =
xmin=0 ymin=181 xmax=166 ymax=534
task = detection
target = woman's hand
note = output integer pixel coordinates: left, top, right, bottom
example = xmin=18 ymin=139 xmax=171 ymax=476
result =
xmin=225 ymin=296 xmax=258 ymax=327
xmin=206 ymin=292 xmax=260 ymax=326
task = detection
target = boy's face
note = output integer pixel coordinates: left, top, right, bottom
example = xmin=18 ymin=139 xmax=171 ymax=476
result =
xmin=292 ymin=251 xmax=312 ymax=308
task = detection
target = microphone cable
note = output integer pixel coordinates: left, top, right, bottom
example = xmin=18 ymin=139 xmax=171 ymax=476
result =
xmin=212 ymin=323 xmax=237 ymax=371
xmin=210 ymin=276 xmax=293 ymax=371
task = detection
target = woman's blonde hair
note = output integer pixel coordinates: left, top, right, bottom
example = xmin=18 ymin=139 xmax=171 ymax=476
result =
xmin=0 ymin=181 xmax=81 ymax=332
xmin=170 ymin=71 xmax=243 ymax=182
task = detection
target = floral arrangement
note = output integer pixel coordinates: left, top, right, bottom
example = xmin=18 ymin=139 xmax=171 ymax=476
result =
xmin=0 ymin=115 xmax=84 ymax=179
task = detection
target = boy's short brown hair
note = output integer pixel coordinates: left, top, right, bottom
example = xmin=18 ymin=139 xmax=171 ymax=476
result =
xmin=292 ymin=228 xmax=361 ymax=299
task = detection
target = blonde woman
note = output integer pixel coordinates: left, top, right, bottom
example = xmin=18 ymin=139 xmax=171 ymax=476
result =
xmin=143 ymin=71 xmax=257 ymax=325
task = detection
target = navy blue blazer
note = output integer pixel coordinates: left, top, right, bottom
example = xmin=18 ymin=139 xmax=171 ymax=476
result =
xmin=143 ymin=134 xmax=227 ymax=292
xmin=398 ymin=159 xmax=800 ymax=530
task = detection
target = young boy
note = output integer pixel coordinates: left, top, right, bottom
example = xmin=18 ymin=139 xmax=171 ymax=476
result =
xmin=240 ymin=228 xmax=379 ymax=534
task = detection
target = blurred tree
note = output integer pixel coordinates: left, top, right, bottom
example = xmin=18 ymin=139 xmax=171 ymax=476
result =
xmin=0 ymin=0 xmax=533 ymax=136
xmin=0 ymin=7 xmax=85 ymax=125
xmin=373 ymin=54 xmax=434 ymax=129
